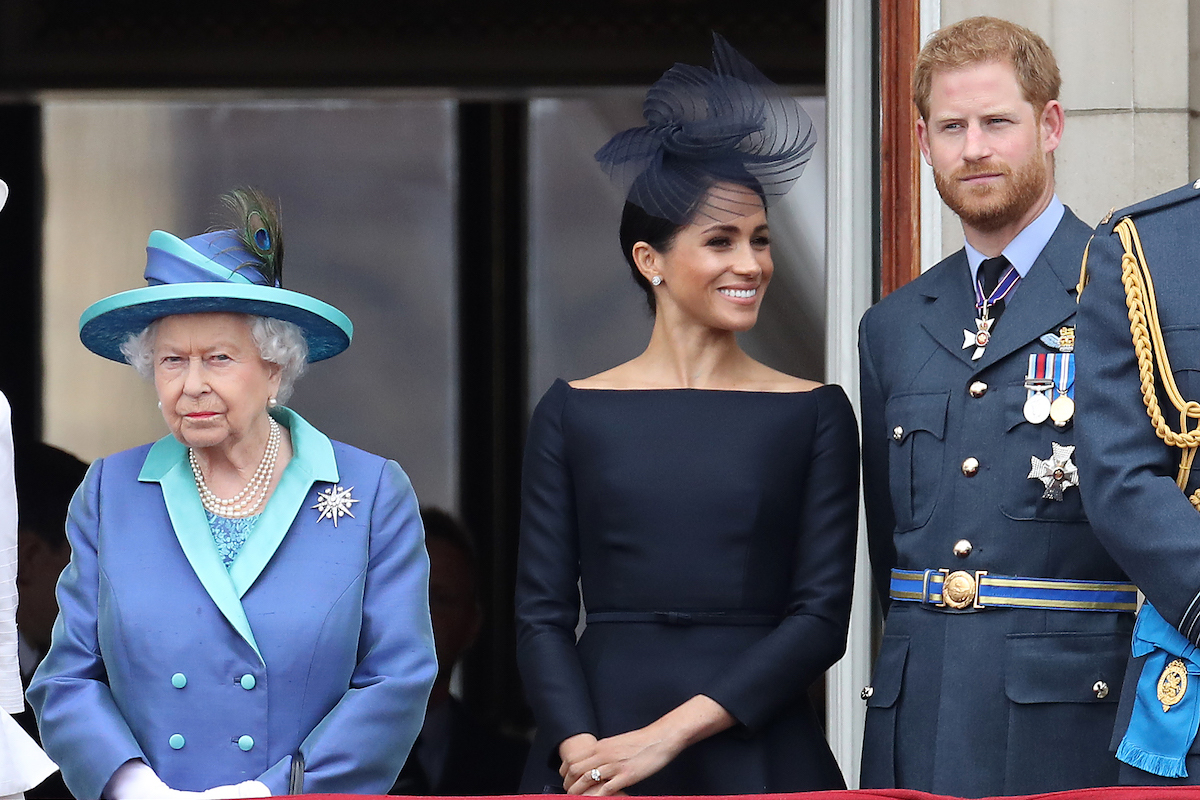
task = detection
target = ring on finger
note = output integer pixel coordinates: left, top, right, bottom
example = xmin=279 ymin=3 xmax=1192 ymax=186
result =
xmin=590 ymin=768 xmax=603 ymax=783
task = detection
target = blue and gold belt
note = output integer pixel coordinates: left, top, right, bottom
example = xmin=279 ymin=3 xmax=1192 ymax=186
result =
xmin=890 ymin=568 xmax=1138 ymax=612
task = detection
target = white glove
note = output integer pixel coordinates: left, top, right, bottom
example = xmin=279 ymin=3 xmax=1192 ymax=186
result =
xmin=103 ymin=759 xmax=205 ymax=799
xmin=199 ymin=781 xmax=271 ymax=798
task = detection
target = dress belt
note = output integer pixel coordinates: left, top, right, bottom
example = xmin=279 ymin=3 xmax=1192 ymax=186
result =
xmin=585 ymin=610 xmax=781 ymax=626
xmin=889 ymin=568 xmax=1138 ymax=612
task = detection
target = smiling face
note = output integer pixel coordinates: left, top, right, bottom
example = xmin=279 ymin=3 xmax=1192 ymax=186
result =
xmin=637 ymin=183 xmax=772 ymax=332
xmin=152 ymin=312 xmax=282 ymax=451
xmin=917 ymin=59 xmax=1061 ymax=236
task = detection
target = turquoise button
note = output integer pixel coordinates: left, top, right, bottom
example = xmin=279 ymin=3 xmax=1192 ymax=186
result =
xmin=239 ymin=674 xmax=256 ymax=690
xmin=171 ymin=673 xmax=187 ymax=689
xmin=238 ymin=735 xmax=254 ymax=752
xmin=169 ymin=734 xmax=185 ymax=750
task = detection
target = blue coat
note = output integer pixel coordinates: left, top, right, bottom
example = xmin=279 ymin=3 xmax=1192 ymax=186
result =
xmin=26 ymin=408 xmax=437 ymax=799
xmin=858 ymin=208 xmax=1133 ymax=796
xmin=1075 ymin=182 xmax=1200 ymax=784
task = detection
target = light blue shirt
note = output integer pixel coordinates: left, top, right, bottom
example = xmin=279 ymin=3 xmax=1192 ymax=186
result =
xmin=965 ymin=194 xmax=1065 ymax=285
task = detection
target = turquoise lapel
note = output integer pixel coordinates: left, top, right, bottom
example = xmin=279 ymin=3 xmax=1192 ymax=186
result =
xmin=227 ymin=408 xmax=339 ymax=598
xmin=139 ymin=434 xmax=263 ymax=661
xmin=137 ymin=408 xmax=340 ymax=663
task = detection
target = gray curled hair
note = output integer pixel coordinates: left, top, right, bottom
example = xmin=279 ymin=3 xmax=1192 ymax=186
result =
xmin=120 ymin=315 xmax=309 ymax=404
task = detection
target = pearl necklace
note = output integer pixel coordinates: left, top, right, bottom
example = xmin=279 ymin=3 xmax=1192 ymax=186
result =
xmin=189 ymin=416 xmax=281 ymax=518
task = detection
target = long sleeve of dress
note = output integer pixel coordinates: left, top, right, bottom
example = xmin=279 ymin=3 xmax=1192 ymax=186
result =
xmin=514 ymin=383 xmax=597 ymax=755
xmin=698 ymin=386 xmax=860 ymax=730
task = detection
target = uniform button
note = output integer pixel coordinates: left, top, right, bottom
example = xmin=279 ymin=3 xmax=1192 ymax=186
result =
xmin=171 ymin=672 xmax=187 ymax=689
xmin=238 ymin=735 xmax=255 ymax=752
xmin=1094 ymin=680 xmax=1110 ymax=699
xmin=962 ymin=457 xmax=980 ymax=477
xmin=953 ymin=539 xmax=973 ymax=558
xmin=892 ymin=426 xmax=904 ymax=441
xmin=969 ymin=381 xmax=988 ymax=398
xmin=240 ymin=674 xmax=256 ymax=691
xmin=860 ymin=685 xmax=874 ymax=700
xmin=169 ymin=734 xmax=185 ymax=750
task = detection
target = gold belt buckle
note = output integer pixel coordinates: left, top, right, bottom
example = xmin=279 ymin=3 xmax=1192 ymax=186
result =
xmin=938 ymin=568 xmax=988 ymax=609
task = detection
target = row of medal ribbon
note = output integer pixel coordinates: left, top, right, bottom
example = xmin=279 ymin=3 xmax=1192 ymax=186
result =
xmin=1024 ymin=351 xmax=1074 ymax=427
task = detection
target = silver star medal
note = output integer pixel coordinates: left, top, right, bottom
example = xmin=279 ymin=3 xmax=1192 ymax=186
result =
xmin=963 ymin=314 xmax=995 ymax=360
xmin=312 ymin=484 xmax=359 ymax=527
xmin=1028 ymin=442 xmax=1079 ymax=501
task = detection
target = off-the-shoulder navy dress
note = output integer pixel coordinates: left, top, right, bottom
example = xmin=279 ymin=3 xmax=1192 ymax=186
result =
xmin=515 ymin=379 xmax=859 ymax=793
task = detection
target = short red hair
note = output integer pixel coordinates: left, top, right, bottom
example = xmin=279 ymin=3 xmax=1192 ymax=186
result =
xmin=913 ymin=16 xmax=1060 ymax=120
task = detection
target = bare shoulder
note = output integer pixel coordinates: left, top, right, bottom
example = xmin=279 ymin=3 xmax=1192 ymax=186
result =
xmin=568 ymin=362 xmax=644 ymax=390
xmin=743 ymin=363 xmax=823 ymax=393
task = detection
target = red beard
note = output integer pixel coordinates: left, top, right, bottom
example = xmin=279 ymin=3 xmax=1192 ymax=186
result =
xmin=934 ymin=151 xmax=1049 ymax=232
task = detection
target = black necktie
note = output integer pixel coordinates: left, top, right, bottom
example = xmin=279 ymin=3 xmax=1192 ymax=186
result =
xmin=980 ymin=255 xmax=1010 ymax=321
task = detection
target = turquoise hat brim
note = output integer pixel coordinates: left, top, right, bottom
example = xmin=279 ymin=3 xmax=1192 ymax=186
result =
xmin=79 ymin=282 xmax=353 ymax=363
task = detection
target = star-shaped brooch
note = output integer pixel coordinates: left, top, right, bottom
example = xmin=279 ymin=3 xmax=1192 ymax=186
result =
xmin=1028 ymin=442 xmax=1079 ymax=501
xmin=312 ymin=484 xmax=359 ymax=527
xmin=962 ymin=315 xmax=995 ymax=361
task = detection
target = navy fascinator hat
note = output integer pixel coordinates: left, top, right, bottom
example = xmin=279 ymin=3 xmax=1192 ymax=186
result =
xmin=595 ymin=33 xmax=816 ymax=225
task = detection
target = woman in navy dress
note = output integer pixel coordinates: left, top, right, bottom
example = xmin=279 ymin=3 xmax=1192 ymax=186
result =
xmin=515 ymin=35 xmax=859 ymax=795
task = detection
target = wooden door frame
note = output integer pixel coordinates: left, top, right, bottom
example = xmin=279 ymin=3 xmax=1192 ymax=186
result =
xmin=878 ymin=0 xmax=923 ymax=296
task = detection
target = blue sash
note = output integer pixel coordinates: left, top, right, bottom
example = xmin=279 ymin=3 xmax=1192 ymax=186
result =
xmin=1117 ymin=603 xmax=1200 ymax=777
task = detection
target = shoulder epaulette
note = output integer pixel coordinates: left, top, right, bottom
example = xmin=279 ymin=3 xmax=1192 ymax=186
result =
xmin=1098 ymin=180 xmax=1200 ymax=235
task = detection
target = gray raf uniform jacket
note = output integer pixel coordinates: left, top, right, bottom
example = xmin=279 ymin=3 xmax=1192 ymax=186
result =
xmin=858 ymin=207 xmax=1134 ymax=797
xmin=1076 ymin=182 xmax=1200 ymax=785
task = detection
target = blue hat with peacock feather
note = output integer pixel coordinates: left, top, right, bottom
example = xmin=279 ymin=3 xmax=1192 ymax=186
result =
xmin=79 ymin=188 xmax=353 ymax=364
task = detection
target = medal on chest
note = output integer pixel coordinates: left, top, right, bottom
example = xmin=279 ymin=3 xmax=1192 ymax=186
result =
xmin=1025 ymin=332 xmax=1076 ymax=427
xmin=963 ymin=313 xmax=996 ymax=361
xmin=1024 ymin=353 xmax=1054 ymax=424
xmin=962 ymin=263 xmax=1020 ymax=360
xmin=1028 ymin=442 xmax=1079 ymax=501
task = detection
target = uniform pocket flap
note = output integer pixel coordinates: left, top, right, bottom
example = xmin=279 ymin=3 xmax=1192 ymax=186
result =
xmin=886 ymin=392 xmax=950 ymax=443
xmin=1005 ymin=631 xmax=1128 ymax=704
xmin=1163 ymin=326 xmax=1200 ymax=373
xmin=866 ymin=634 xmax=909 ymax=708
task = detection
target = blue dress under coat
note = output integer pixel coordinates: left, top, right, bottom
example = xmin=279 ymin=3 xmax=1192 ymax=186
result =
xmin=27 ymin=408 xmax=437 ymax=799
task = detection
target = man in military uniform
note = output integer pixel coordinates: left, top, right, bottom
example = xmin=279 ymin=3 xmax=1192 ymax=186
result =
xmin=858 ymin=16 xmax=1135 ymax=796
xmin=1076 ymin=183 xmax=1200 ymax=785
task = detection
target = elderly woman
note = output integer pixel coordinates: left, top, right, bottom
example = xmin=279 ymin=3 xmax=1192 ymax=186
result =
xmin=27 ymin=190 xmax=437 ymax=799
xmin=515 ymin=36 xmax=857 ymax=795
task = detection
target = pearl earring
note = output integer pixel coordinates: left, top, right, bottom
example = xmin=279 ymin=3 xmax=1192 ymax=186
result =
xmin=157 ymin=401 xmax=162 ymax=410
xmin=268 ymin=397 xmax=278 ymax=409
xmin=651 ymin=275 xmax=663 ymax=286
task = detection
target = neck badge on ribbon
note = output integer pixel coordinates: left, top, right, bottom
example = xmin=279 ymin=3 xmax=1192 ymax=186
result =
xmin=963 ymin=263 xmax=1020 ymax=360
